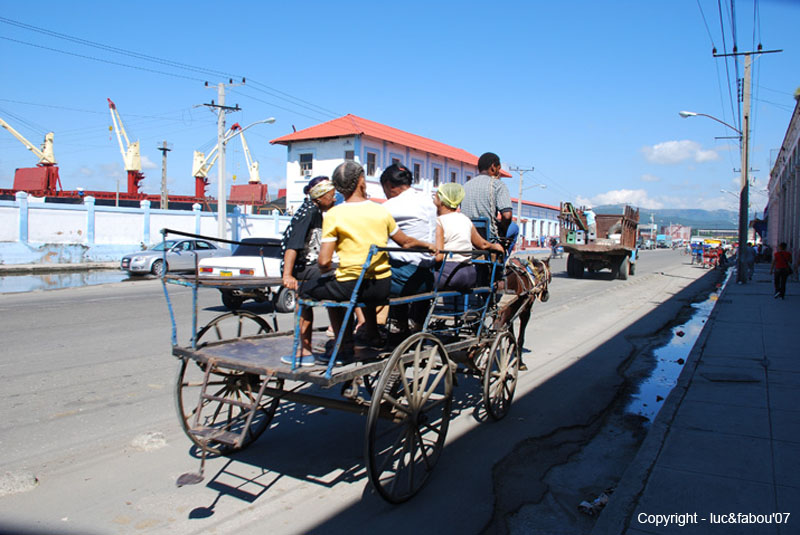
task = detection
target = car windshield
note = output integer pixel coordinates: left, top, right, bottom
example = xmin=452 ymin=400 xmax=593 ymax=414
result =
xmin=150 ymin=240 xmax=179 ymax=251
xmin=234 ymin=241 xmax=281 ymax=258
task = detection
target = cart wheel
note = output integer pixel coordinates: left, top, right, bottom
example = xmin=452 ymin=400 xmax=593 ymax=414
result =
xmin=195 ymin=310 xmax=271 ymax=348
xmin=482 ymin=330 xmax=520 ymax=421
xmin=176 ymin=311 xmax=280 ymax=454
xmin=175 ymin=358 xmax=283 ymax=454
xmin=365 ymin=332 xmax=453 ymax=503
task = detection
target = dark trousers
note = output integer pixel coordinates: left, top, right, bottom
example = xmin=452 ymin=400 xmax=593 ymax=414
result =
xmin=774 ymin=268 xmax=789 ymax=297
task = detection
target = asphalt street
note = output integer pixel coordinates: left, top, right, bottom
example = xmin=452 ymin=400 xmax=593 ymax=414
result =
xmin=0 ymin=249 xmax=720 ymax=535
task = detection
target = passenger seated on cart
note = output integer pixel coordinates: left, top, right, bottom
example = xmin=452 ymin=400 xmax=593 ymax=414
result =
xmin=280 ymin=175 xmax=337 ymax=357
xmin=433 ymin=183 xmax=504 ymax=291
xmin=380 ymin=163 xmax=437 ymax=337
xmin=295 ymin=161 xmax=435 ymax=364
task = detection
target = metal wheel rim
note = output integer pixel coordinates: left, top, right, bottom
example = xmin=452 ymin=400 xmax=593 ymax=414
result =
xmin=175 ymin=359 xmax=282 ymax=454
xmin=482 ymin=330 xmax=519 ymax=421
xmin=365 ymin=332 xmax=453 ymax=503
xmin=175 ymin=311 xmax=278 ymax=454
xmin=152 ymin=259 xmax=165 ymax=277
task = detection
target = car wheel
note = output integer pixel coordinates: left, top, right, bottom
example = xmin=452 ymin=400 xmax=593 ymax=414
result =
xmin=151 ymin=259 xmax=166 ymax=277
xmin=221 ymin=290 xmax=246 ymax=310
xmin=274 ymin=287 xmax=296 ymax=313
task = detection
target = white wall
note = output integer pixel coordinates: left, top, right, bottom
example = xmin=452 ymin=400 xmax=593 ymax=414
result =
xmin=0 ymin=209 xmax=16 ymax=241
xmin=0 ymin=194 xmax=293 ymax=265
xmin=95 ymin=209 xmax=144 ymax=244
xmin=28 ymin=207 xmax=86 ymax=243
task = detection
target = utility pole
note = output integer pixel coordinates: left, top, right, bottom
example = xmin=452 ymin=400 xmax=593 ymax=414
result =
xmin=714 ymin=46 xmax=780 ymax=283
xmin=509 ymin=165 xmax=534 ymax=228
xmin=204 ymin=79 xmax=244 ymax=239
xmin=157 ymin=140 xmax=172 ymax=210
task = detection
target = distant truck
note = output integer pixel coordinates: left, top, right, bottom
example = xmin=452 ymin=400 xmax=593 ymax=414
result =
xmin=559 ymin=203 xmax=640 ymax=280
xmin=656 ymin=234 xmax=670 ymax=248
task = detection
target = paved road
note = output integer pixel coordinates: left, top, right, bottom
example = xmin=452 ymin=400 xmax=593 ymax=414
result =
xmin=0 ymin=249 xmax=719 ymax=535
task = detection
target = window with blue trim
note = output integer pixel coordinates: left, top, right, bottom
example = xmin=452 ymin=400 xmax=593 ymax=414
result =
xmin=299 ymin=153 xmax=312 ymax=175
xmin=413 ymin=163 xmax=421 ymax=184
xmin=433 ymin=167 xmax=441 ymax=187
xmin=366 ymin=152 xmax=377 ymax=176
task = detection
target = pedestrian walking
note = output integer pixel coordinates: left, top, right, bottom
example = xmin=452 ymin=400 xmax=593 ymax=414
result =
xmin=741 ymin=242 xmax=757 ymax=280
xmin=770 ymin=242 xmax=792 ymax=299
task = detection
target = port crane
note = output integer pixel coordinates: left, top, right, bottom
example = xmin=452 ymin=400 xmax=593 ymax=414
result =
xmin=107 ymin=98 xmax=144 ymax=195
xmin=0 ymin=115 xmax=62 ymax=194
xmin=230 ymin=123 xmax=261 ymax=184
xmin=191 ymin=121 xmax=266 ymax=197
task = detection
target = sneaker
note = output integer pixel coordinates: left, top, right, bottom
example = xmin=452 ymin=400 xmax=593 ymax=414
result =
xmin=280 ymin=354 xmax=316 ymax=367
xmin=315 ymin=340 xmax=355 ymax=366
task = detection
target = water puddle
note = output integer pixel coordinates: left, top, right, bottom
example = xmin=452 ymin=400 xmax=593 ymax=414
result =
xmin=0 ymin=270 xmax=129 ymax=294
xmin=626 ymin=269 xmax=733 ymax=422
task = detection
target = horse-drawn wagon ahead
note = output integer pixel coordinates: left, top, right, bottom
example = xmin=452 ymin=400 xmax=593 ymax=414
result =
xmin=159 ymin=229 xmax=550 ymax=503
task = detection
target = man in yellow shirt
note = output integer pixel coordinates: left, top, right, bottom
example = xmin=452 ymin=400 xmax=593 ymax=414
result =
xmin=294 ymin=161 xmax=434 ymax=364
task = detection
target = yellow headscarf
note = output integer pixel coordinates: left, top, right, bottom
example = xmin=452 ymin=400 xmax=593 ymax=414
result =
xmin=437 ymin=183 xmax=465 ymax=209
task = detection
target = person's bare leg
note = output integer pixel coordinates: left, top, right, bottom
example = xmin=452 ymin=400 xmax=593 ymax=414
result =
xmin=298 ymin=307 xmax=313 ymax=356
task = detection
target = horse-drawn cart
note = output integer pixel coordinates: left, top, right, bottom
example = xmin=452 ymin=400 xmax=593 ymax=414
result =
xmin=160 ymin=229 xmax=550 ymax=503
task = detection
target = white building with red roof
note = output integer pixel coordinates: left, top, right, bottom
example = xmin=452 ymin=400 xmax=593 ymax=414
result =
xmin=270 ymin=114 xmax=511 ymax=212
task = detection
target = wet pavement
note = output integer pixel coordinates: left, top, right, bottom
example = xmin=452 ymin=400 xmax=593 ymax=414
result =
xmin=626 ymin=269 xmax=733 ymax=422
xmin=0 ymin=269 xmax=131 ymax=294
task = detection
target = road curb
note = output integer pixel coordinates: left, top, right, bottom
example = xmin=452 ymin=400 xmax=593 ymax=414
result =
xmin=590 ymin=269 xmax=731 ymax=535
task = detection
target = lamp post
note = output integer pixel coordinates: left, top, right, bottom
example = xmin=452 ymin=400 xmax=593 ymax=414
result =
xmin=680 ymin=108 xmax=749 ymax=283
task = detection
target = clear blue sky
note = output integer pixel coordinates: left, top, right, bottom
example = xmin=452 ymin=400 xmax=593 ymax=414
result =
xmin=1 ymin=1 xmax=798 ymax=215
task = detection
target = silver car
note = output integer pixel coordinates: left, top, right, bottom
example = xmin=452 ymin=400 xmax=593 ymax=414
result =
xmin=120 ymin=239 xmax=231 ymax=276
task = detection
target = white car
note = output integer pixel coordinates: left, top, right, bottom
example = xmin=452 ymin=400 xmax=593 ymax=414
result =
xmin=120 ymin=239 xmax=231 ymax=276
xmin=198 ymin=237 xmax=296 ymax=313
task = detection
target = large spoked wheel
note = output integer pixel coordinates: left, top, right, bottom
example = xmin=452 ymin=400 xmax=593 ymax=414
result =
xmin=365 ymin=332 xmax=454 ymax=503
xmin=482 ymin=330 xmax=520 ymax=421
xmin=195 ymin=310 xmax=272 ymax=348
xmin=175 ymin=310 xmax=280 ymax=454
xmin=175 ymin=359 xmax=283 ymax=454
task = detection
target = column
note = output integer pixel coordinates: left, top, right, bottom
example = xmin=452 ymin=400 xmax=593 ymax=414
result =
xmin=232 ymin=205 xmax=241 ymax=243
xmin=193 ymin=203 xmax=202 ymax=235
xmin=85 ymin=196 xmax=96 ymax=245
xmin=141 ymin=199 xmax=151 ymax=245
xmin=15 ymin=191 xmax=28 ymax=243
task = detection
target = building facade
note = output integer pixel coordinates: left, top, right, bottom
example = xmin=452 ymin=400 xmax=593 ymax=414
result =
xmin=767 ymin=97 xmax=800 ymax=254
xmin=509 ymin=198 xmax=560 ymax=246
xmin=270 ymin=114 xmax=511 ymax=213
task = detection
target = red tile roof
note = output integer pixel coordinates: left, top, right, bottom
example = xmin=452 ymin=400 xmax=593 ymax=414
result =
xmin=270 ymin=114 xmax=511 ymax=177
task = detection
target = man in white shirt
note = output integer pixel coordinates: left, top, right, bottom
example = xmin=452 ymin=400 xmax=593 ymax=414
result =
xmin=380 ymin=163 xmax=437 ymax=334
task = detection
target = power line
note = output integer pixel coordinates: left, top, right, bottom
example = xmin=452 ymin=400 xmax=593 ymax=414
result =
xmin=0 ymin=36 xmax=206 ymax=82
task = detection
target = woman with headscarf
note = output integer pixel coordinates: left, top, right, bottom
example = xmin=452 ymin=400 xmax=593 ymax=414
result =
xmin=280 ymin=176 xmax=336 ymax=359
xmin=433 ymin=183 xmax=504 ymax=290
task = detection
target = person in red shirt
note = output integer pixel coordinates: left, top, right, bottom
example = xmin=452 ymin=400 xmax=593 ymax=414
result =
xmin=770 ymin=242 xmax=793 ymax=299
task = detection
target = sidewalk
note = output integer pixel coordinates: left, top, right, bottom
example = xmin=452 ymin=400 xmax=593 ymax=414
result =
xmin=593 ymin=263 xmax=799 ymax=534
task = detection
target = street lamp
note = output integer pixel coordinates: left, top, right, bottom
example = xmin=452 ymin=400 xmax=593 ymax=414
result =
xmin=678 ymin=111 xmax=742 ymax=135
xmin=217 ymin=117 xmax=276 ymax=239
xmin=680 ymin=110 xmax=749 ymax=283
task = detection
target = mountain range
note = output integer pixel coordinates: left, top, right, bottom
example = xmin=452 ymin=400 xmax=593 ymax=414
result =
xmin=593 ymin=205 xmax=740 ymax=230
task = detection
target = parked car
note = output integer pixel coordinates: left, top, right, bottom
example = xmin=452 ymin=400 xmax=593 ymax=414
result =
xmin=120 ymin=239 xmax=230 ymax=276
xmin=197 ymin=237 xmax=296 ymax=313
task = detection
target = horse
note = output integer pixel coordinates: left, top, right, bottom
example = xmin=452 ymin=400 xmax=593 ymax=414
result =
xmin=495 ymin=256 xmax=551 ymax=367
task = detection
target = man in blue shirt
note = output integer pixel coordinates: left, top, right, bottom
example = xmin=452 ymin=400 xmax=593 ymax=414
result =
xmin=505 ymin=221 xmax=519 ymax=254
